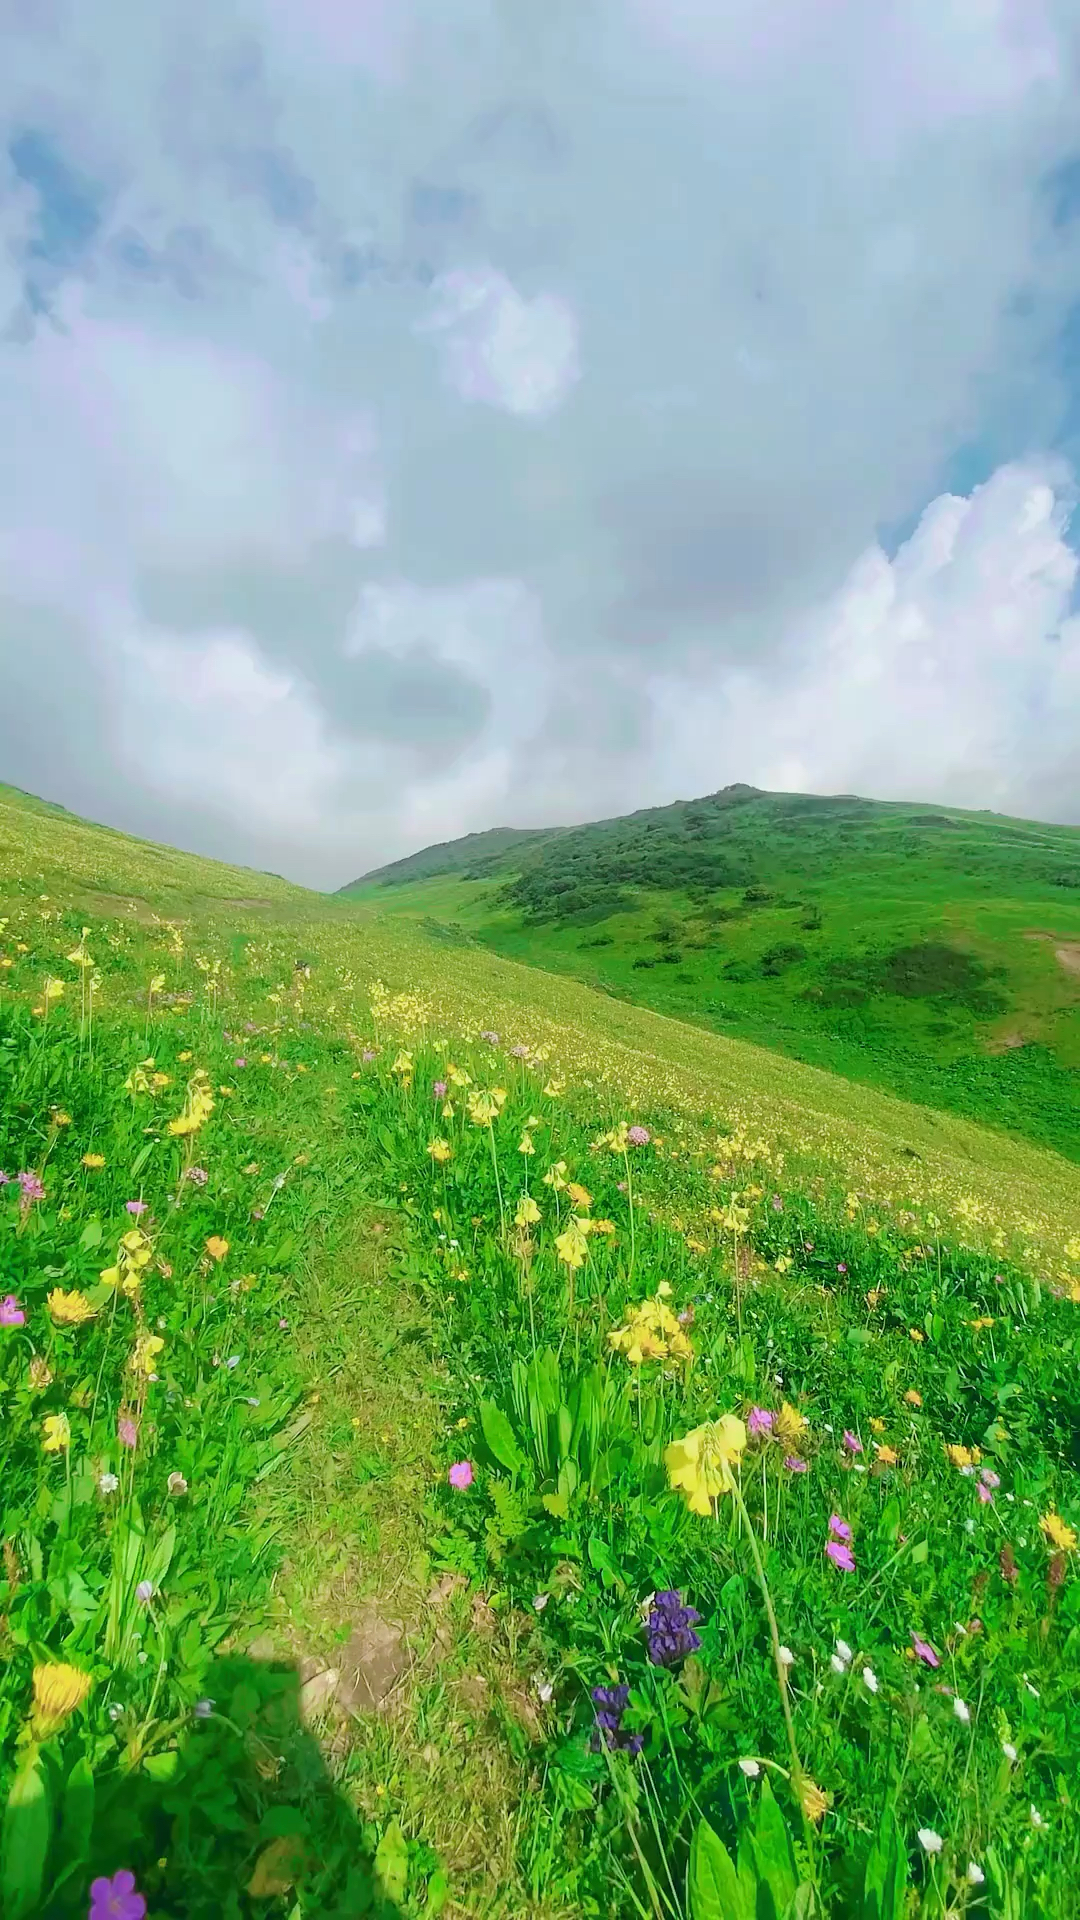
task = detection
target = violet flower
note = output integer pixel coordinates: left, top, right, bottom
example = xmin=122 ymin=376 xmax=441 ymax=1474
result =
xmin=89 ymin=1871 xmax=146 ymax=1920
xmin=911 ymin=1634 xmax=940 ymax=1668
xmin=747 ymin=1407 xmax=775 ymax=1439
xmin=0 ymin=1294 xmax=25 ymax=1327
xmin=627 ymin=1125 xmax=650 ymax=1146
xmin=590 ymin=1684 xmax=644 ymax=1755
xmin=645 ymin=1590 xmax=702 ymax=1667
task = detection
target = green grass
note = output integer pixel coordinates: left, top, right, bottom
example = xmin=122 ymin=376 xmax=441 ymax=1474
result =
xmin=340 ymin=785 xmax=1080 ymax=1164
xmin=1 ymin=784 xmax=1079 ymax=1918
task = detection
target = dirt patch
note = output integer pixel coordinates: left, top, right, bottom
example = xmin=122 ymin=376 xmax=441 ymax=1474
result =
xmin=984 ymin=1028 xmax=1030 ymax=1055
xmin=1022 ymin=930 xmax=1080 ymax=977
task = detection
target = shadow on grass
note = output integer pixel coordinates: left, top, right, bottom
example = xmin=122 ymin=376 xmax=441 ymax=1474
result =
xmin=43 ymin=1656 xmax=412 ymax=1920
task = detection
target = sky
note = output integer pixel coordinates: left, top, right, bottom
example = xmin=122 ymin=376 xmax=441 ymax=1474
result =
xmin=3 ymin=0 xmax=1080 ymax=889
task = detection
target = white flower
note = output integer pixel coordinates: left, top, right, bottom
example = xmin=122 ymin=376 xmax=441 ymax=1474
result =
xmin=835 ymin=1639 xmax=853 ymax=1664
xmin=862 ymin=1667 xmax=879 ymax=1694
xmin=918 ymin=1829 xmax=943 ymax=1855
xmin=967 ymin=1864 xmax=985 ymax=1887
xmin=738 ymin=1758 xmax=761 ymax=1777
xmin=964 ymin=1517 xmax=976 ymax=1534
xmin=533 ymin=1676 xmax=553 ymax=1704
xmin=532 ymin=1594 xmax=550 ymax=1612
xmin=1030 ymin=1806 xmax=1045 ymax=1829
xmin=226 ymin=1355 xmax=240 ymax=1370
xmin=778 ymin=1646 xmax=794 ymax=1668
xmin=108 ymin=1703 xmax=124 ymax=1722
xmin=830 ymin=1654 xmax=847 ymax=1675
xmin=99 ymin=1472 xmax=119 ymax=1494
xmin=953 ymin=1697 xmax=971 ymax=1724
xmin=1025 ymin=1682 xmax=1040 ymax=1699
xmin=1002 ymin=1741 xmax=1018 ymax=1763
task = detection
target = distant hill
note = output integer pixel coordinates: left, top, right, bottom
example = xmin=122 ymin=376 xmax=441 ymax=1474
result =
xmin=341 ymin=784 xmax=1080 ymax=1162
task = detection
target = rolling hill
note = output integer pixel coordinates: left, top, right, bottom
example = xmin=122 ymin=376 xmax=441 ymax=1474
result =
xmin=340 ymin=783 xmax=1080 ymax=1162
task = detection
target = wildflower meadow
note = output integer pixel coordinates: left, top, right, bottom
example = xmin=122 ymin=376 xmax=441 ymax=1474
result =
xmin=1 ymin=788 xmax=1079 ymax=1918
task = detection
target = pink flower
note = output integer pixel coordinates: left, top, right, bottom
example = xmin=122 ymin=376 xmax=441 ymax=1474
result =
xmin=18 ymin=1171 xmax=45 ymax=1205
xmin=234 ymin=1057 xmax=247 ymax=1069
xmin=627 ymin=1126 xmax=650 ymax=1147
xmin=837 ymin=1263 xmax=847 ymax=1274
xmin=362 ymin=1048 xmax=377 ymax=1062
xmin=911 ymin=1634 xmax=939 ymax=1668
xmin=825 ymin=1539 xmax=856 ymax=1572
xmin=828 ymin=1514 xmax=852 ymax=1542
xmin=118 ymin=1417 xmax=139 ymax=1449
xmin=0 ymin=1294 xmax=25 ymax=1327
xmin=432 ymin=1080 xmax=448 ymax=1098
xmin=842 ymin=1430 xmax=862 ymax=1454
xmin=977 ymin=1481 xmax=994 ymax=1504
xmin=784 ymin=1455 xmax=809 ymax=1473
xmin=747 ymin=1407 xmax=775 ymax=1438
xmin=125 ymin=1200 xmax=147 ymax=1216
xmin=980 ymin=1468 xmax=1000 ymax=1489
xmin=448 ymin=1460 xmax=474 ymax=1490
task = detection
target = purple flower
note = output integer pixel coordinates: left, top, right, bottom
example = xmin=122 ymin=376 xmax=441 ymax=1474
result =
xmin=18 ymin=1171 xmax=45 ymax=1204
xmin=627 ymin=1125 xmax=650 ymax=1147
xmin=590 ymin=1684 xmax=644 ymax=1755
xmin=747 ymin=1407 xmax=775 ymax=1439
xmin=135 ymin=1580 xmax=154 ymax=1605
xmin=911 ymin=1634 xmax=940 ymax=1668
xmin=828 ymin=1514 xmax=852 ymax=1542
xmin=125 ymin=1200 xmax=147 ymax=1217
xmin=0 ymin=1170 xmax=10 ymax=1184
xmin=448 ymin=1460 xmax=473 ymax=1490
xmin=837 ymin=1263 xmax=847 ymax=1274
xmin=645 ymin=1589 xmax=702 ymax=1667
xmin=510 ymin=1044 xmax=529 ymax=1058
xmin=784 ymin=1455 xmax=809 ymax=1473
xmin=432 ymin=1080 xmax=448 ymax=1098
xmin=825 ymin=1539 xmax=856 ymax=1573
xmin=842 ymin=1430 xmax=862 ymax=1454
xmin=1 ymin=1294 xmax=25 ymax=1327
xmin=481 ymin=1030 xmax=500 ymax=1045
xmin=185 ymin=1166 xmax=208 ymax=1186
xmin=89 ymin=1870 xmax=146 ymax=1920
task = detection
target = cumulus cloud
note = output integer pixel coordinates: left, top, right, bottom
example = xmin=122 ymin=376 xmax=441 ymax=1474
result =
xmin=1 ymin=0 xmax=1080 ymax=887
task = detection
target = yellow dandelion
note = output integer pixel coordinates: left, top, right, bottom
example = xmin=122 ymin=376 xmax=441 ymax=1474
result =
xmin=81 ymin=1153 xmax=106 ymax=1169
xmin=51 ymin=1109 xmax=72 ymax=1127
xmin=775 ymin=1401 xmax=809 ymax=1452
xmin=565 ymin=1182 xmax=592 ymax=1211
xmin=47 ymin=1288 xmax=95 ymax=1327
xmin=31 ymin=1663 xmax=92 ymax=1735
xmin=1040 ymin=1512 xmax=1077 ymax=1553
xmin=665 ymin=1416 xmax=747 ymax=1514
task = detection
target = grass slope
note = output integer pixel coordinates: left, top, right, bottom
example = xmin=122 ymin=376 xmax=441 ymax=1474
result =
xmin=1 ymin=783 xmax=1079 ymax=1919
xmin=341 ymin=785 xmax=1080 ymax=1164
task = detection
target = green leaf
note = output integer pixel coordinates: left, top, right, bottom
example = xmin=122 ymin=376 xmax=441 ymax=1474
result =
xmin=374 ymin=1818 xmax=409 ymax=1903
xmin=688 ymin=1817 xmax=752 ymax=1920
xmin=2 ymin=1753 xmax=50 ymax=1920
xmin=78 ymin=1218 xmax=102 ymax=1251
xmin=129 ymin=1141 xmax=157 ymax=1179
xmin=586 ymin=1535 xmax=627 ymax=1592
xmin=422 ymin=1867 xmax=450 ymax=1918
xmin=479 ymin=1401 xmax=527 ymax=1476
xmin=542 ymin=1490 xmax=569 ymax=1520
xmin=142 ymin=1752 xmax=179 ymax=1783
xmin=751 ymin=1778 xmax=798 ymax=1919
xmin=861 ymin=1804 xmax=908 ymax=1920
xmin=57 ymin=1755 xmax=94 ymax=1872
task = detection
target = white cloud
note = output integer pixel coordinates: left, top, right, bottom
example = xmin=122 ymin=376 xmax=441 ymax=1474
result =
xmin=420 ymin=266 xmax=581 ymax=418
xmin=643 ymin=461 xmax=1080 ymax=821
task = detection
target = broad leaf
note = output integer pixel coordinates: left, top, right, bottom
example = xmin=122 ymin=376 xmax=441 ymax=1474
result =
xmin=687 ymin=1817 xmax=752 ymax=1920
xmin=479 ymin=1401 xmax=527 ymax=1476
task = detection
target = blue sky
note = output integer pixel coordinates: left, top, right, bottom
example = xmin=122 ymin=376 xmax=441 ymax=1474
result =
xmin=2 ymin=0 xmax=1080 ymax=886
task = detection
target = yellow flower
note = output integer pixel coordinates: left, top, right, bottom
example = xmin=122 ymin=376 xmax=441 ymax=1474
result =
xmin=565 ymin=1182 xmax=592 ymax=1211
xmin=467 ymin=1090 xmax=501 ymax=1126
xmin=968 ymin=1316 xmax=995 ymax=1331
xmin=47 ymin=1288 xmax=95 ymax=1327
xmin=446 ymin=1064 xmax=472 ymax=1088
xmin=665 ymin=1416 xmax=747 ymax=1514
xmin=591 ymin=1218 xmax=617 ymax=1236
xmin=542 ymin=1161 xmax=568 ymax=1191
xmin=945 ymin=1444 xmax=975 ymax=1470
xmin=81 ymin=1153 xmax=105 ymax=1169
xmin=555 ymin=1218 xmax=591 ymax=1270
xmin=42 ymin=1413 xmax=71 ymax=1453
xmin=869 ymin=1417 xmax=886 ymax=1434
xmin=909 ymin=1328 xmax=925 ymax=1343
xmin=904 ymin=1388 xmax=923 ymax=1407
xmin=130 ymin=1332 xmax=165 ymax=1377
xmin=151 ymin=1072 xmax=172 ymax=1090
xmin=51 ymin=1109 xmax=72 ymax=1127
xmin=44 ymin=977 xmax=65 ymax=1000
xmin=390 ymin=1051 xmax=413 ymax=1077
xmin=427 ymin=1139 xmax=452 ymax=1163
xmin=518 ymin=1131 xmax=535 ymax=1156
xmin=542 ymin=1078 xmax=565 ymax=1098
xmin=205 ymin=1236 xmax=229 ymax=1262
xmin=1040 ymin=1512 xmax=1077 ymax=1553
xmin=31 ymin=1663 xmax=92 ymax=1735
xmin=776 ymin=1402 xmax=809 ymax=1452
xmin=875 ymin=1444 xmax=899 ymax=1466
xmin=178 ymin=1050 xmax=193 ymax=1062
xmin=774 ymin=1254 xmax=793 ymax=1274
xmin=514 ymin=1195 xmax=541 ymax=1228
xmin=795 ymin=1774 xmax=831 ymax=1825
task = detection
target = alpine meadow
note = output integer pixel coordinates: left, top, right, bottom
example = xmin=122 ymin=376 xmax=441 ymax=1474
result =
xmin=2 ymin=776 xmax=1079 ymax=1920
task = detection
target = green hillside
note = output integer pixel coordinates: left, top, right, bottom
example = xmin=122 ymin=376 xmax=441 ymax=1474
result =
xmin=3 ymin=781 xmax=1080 ymax=1918
xmin=341 ymin=784 xmax=1080 ymax=1163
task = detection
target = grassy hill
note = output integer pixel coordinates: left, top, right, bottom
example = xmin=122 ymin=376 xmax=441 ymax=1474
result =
xmin=341 ymin=784 xmax=1080 ymax=1164
xmin=2 ymin=781 xmax=1080 ymax=1918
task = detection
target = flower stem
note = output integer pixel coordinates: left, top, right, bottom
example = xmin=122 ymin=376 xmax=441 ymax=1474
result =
xmin=729 ymin=1473 xmax=804 ymax=1789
